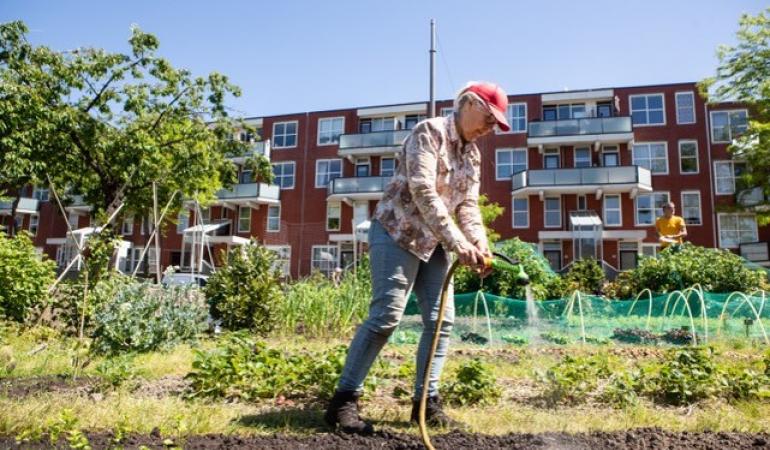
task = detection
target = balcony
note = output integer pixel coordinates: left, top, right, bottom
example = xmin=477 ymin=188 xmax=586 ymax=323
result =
xmin=737 ymin=187 xmax=766 ymax=208
xmin=0 ymin=197 xmax=40 ymax=215
xmin=511 ymin=166 xmax=652 ymax=197
xmin=214 ymin=182 xmax=280 ymax=208
xmin=64 ymin=195 xmax=91 ymax=215
xmin=228 ymin=140 xmax=271 ymax=164
xmin=338 ymin=130 xmax=410 ymax=160
xmin=527 ymin=116 xmax=634 ymax=149
xmin=327 ymin=176 xmax=389 ymax=202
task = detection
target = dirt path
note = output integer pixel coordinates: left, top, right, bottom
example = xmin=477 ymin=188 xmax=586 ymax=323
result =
xmin=3 ymin=428 xmax=769 ymax=449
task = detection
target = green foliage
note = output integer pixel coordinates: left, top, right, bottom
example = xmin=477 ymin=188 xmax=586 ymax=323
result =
xmin=600 ymin=370 xmax=640 ymax=408
xmin=52 ymin=273 xmax=134 ymax=335
xmin=540 ymin=331 xmax=571 ymax=345
xmin=276 ymin=255 xmax=371 ymax=338
xmin=639 ymin=347 xmax=727 ymax=405
xmin=501 ymin=334 xmax=529 ymax=345
xmin=536 ymin=354 xmax=611 ymax=406
xmin=604 ymin=243 xmax=766 ymax=297
xmin=91 ymin=281 xmax=208 ymax=355
xmin=441 ymin=358 xmax=502 ymax=406
xmin=0 ymin=232 xmax=56 ymax=323
xmin=186 ymin=332 xmax=349 ymax=400
xmin=0 ymin=345 xmax=15 ymax=378
xmin=563 ymin=258 xmax=605 ymax=295
xmin=478 ymin=194 xmax=504 ymax=244
xmin=46 ymin=409 xmax=91 ymax=449
xmin=204 ymin=242 xmax=282 ymax=333
xmin=95 ymin=354 xmax=141 ymax=389
xmin=454 ymin=238 xmax=563 ymax=300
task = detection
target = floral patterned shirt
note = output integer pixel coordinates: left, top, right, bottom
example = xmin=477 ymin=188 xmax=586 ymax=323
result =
xmin=374 ymin=114 xmax=488 ymax=262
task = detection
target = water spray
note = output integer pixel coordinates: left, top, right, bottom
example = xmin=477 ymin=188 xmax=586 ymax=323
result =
xmin=418 ymin=252 xmax=529 ymax=450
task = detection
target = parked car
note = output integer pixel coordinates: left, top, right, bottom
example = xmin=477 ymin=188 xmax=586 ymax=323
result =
xmin=161 ymin=272 xmax=209 ymax=288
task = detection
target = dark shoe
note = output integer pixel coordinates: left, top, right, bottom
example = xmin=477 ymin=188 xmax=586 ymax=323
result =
xmin=324 ymin=390 xmax=374 ymax=435
xmin=410 ymin=394 xmax=464 ymax=429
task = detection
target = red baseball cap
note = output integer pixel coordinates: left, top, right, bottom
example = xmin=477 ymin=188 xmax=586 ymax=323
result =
xmin=463 ymin=82 xmax=511 ymax=132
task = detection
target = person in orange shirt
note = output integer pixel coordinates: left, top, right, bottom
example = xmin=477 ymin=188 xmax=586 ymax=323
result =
xmin=655 ymin=202 xmax=687 ymax=249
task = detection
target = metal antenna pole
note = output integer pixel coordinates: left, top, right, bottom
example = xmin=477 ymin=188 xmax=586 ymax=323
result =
xmin=429 ymin=19 xmax=436 ymax=119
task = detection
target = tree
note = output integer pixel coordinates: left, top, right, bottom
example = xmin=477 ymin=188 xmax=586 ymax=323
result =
xmin=0 ymin=20 xmax=255 ymax=230
xmin=699 ymin=8 xmax=770 ymax=225
xmin=478 ymin=194 xmax=504 ymax=244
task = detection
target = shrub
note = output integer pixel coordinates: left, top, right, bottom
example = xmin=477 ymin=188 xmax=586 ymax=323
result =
xmin=52 ymin=274 xmax=134 ymax=336
xmin=94 ymin=354 xmax=141 ymax=389
xmin=186 ymin=332 xmax=349 ymax=400
xmin=0 ymin=232 xmax=56 ymax=323
xmin=639 ymin=347 xmax=727 ymax=405
xmin=91 ymin=281 xmax=208 ymax=355
xmin=563 ymin=258 xmax=605 ymax=295
xmin=441 ymin=358 xmax=502 ymax=406
xmin=204 ymin=242 xmax=282 ymax=333
xmin=537 ymin=354 xmax=611 ymax=406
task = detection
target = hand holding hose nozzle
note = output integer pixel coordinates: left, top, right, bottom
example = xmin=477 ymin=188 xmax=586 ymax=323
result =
xmin=484 ymin=252 xmax=530 ymax=286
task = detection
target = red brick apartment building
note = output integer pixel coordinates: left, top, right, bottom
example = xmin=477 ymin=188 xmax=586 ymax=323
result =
xmin=3 ymin=82 xmax=769 ymax=279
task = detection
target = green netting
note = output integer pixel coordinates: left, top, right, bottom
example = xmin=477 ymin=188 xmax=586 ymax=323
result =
xmin=395 ymin=289 xmax=770 ymax=345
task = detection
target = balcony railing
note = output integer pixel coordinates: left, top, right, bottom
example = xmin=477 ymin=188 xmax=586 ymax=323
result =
xmin=737 ymin=187 xmax=765 ymax=207
xmin=216 ymin=182 xmax=280 ymax=202
xmin=512 ymin=166 xmax=652 ymax=192
xmin=338 ymin=129 xmax=411 ymax=153
xmin=328 ymin=176 xmax=389 ymax=196
xmin=0 ymin=197 xmax=40 ymax=214
xmin=528 ymin=116 xmax=633 ymax=138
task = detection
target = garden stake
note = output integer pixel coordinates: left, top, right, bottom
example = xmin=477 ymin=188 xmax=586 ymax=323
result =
xmin=418 ymin=252 xmax=528 ymax=450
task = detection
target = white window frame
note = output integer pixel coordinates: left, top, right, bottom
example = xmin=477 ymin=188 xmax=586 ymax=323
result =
xmin=577 ymin=194 xmax=587 ymax=211
xmin=678 ymin=140 xmax=699 ymax=175
xmin=602 ymin=145 xmax=620 ymax=167
xmin=141 ymin=216 xmax=154 ymax=236
xmin=272 ymin=161 xmax=296 ymax=190
xmin=311 ymin=245 xmax=339 ymax=276
xmin=500 ymin=102 xmax=527 ymax=134
xmin=315 ymin=159 xmax=343 ymax=188
xmin=709 ymin=109 xmax=748 ymax=143
xmin=495 ymin=148 xmax=528 ymax=180
xmin=265 ymin=245 xmax=291 ymax=277
xmin=121 ymin=216 xmax=134 ymax=236
xmin=680 ymin=190 xmax=702 ymax=226
xmin=272 ymin=120 xmax=298 ymax=149
xmin=714 ymin=160 xmax=746 ymax=195
xmin=634 ymin=191 xmax=670 ymax=226
xmin=603 ymin=194 xmax=622 ymax=227
xmin=717 ymin=213 xmax=758 ymax=249
xmin=544 ymin=196 xmax=561 ymax=228
xmin=326 ymin=202 xmax=341 ymax=231
xmin=574 ymin=146 xmax=592 ymax=168
xmin=317 ymin=117 xmax=345 ymax=146
xmin=238 ymin=206 xmax=251 ymax=233
xmin=632 ymin=142 xmax=669 ymax=175
xmin=267 ymin=205 xmax=281 ymax=232
xmin=380 ymin=157 xmax=395 ymax=177
xmin=440 ymin=107 xmax=454 ymax=117
xmin=675 ymin=91 xmax=696 ymax=125
xmin=629 ymin=93 xmax=666 ymax=126
xmin=29 ymin=213 xmax=39 ymax=236
xmin=543 ymin=148 xmax=560 ymax=169
xmin=511 ymin=197 xmax=529 ymax=229
xmin=32 ymin=187 xmax=49 ymax=202
xmin=641 ymin=243 xmax=660 ymax=258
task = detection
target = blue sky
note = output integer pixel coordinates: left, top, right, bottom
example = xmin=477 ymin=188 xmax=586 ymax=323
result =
xmin=2 ymin=0 xmax=766 ymax=117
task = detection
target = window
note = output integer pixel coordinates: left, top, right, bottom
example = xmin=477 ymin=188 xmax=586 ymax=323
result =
xmin=312 ymin=245 xmax=339 ymax=276
xmin=238 ymin=206 xmax=251 ymax=233
xmin=359 ymin=117 xmax=395 ymax=133
xmin=544 ymin=148 xmax=560 ymax=169
xmin=141 ymin=216 xmax=154 ymax=236
xmin=675 ymin=92 xmax=695 ymax=124
xmin=632 ymin=142 xmax=668 ymax=174
xmin=496 ymin=148 xmax=527 ymax=180
xmin=326 ymin=202 xmax=341 ymax=231
xmin=267 ymin=205 xmax=280 ymax=232
xmin=440 ymin=107 xmax=454 ymax=117
xmin=29 ymin=214 xmax=39 ymax=236
xmin=710 ymin=110 xmax=748 ymax=143
xmin=355 ymin=158 xmax=370 ymax=177
xmin=318 ymin=117 xmax=344 ymax=145
xmin=619 ymin=241 xmax=638 ymax=270
xmin=512 ymin=197 xmax=528 ymax=228
xmin=239 ymin=169 xmax=253 ymax=184
xmin=577 ymin=195 xmax=587 ymax=211
xmin=272 ymin=161 xmax=296 ymax=189
xmin=543 ymin=103 xmax=585 ymax=120
xmin=199 ymin=207 xmax=210 ymax=225
xmin=315 ymin=159 xmax=343 ymax=188
xmin=121 ymin=216 xmax=133 ymax=236
xmin=544 ymin=196 xmax=561 ymax=228
xmin=678 ymin=140 xmax=699 ymax=174
xmin=32 ymin=187 xmax=49 ymax=201
xmin=635 ymin=192 xmax=670 ymax=226
xmin=602 ymin=146 xmax=619 ymax=167
xmin=714 ymin=160 xmax=747 ymax=195
xmin=681 ymin=191 xmax=702 ymax=225
xmin=266 ymin=245 xmax=291 ymax=277
xmin=641 ymin=244 xmax=660 ymax=258
xmin=272 ymin=121 xmax=298 ymax=148
xmin=604 ymin=194 xmax=621 ymax=226
xmin=597 ymin=101 xmax=613 ymax=118
xmin=543 ymin=242 xmax=562 ymax=271
xmin=404 ymin=114 xmax=426 ymax=130
xmin=505 ymin=103 xmax=527 ymax=133
xmin=380 ymin=158 xmax=395 ymax=177
xmin=574 ymin=147 xmax=591 ymax=168
xmin=176 ymin=211 xmax=189 ymax=234
xmin=718 ymin=213 xmax=758 ymax=248
xmin=630 ymin=93 xmax=665 ymax=126
xmin=68 ymin=212 xmax=79 ymax=229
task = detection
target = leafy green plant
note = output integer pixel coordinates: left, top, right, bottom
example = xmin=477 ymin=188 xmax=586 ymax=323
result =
xmin=540 ymin=331 xmax=571 ymax=345
xmin=611 ymin=328 xmax=659 ymax=344
xmin=501 ymin=334 xmax=529 ymax=345
xmin=204 ymin=242 xmax=282 ymax=333
xmin=91 ymin=282 xmax=208 ymax=355
xmin=0 ymin=231 xmax=56 ymax=323
xmin=536 ymin=355 xmax=611 ymax=406
xmin=46 ymin=409 xmax=91 ymax=449
xmin=639 ymin=347 xmax=727 ymax=405
xmin=441 ymin=358 xmax=502 ymax=406
xmin=52 ymin=274 xmax=134 ymax=336
xmin=0 ymin=345 xmax=15 ymax=378
xmin=95 ymin=354 xmax=141 ymax=389
xmin=563 ymin=258 xmax=605 ymax=295
xmin=600 ymin=370 xmax=640 ymax=408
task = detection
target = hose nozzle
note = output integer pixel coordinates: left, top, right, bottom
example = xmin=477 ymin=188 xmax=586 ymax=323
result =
xmin=485 ymin=253 xmax=530 ymax=285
